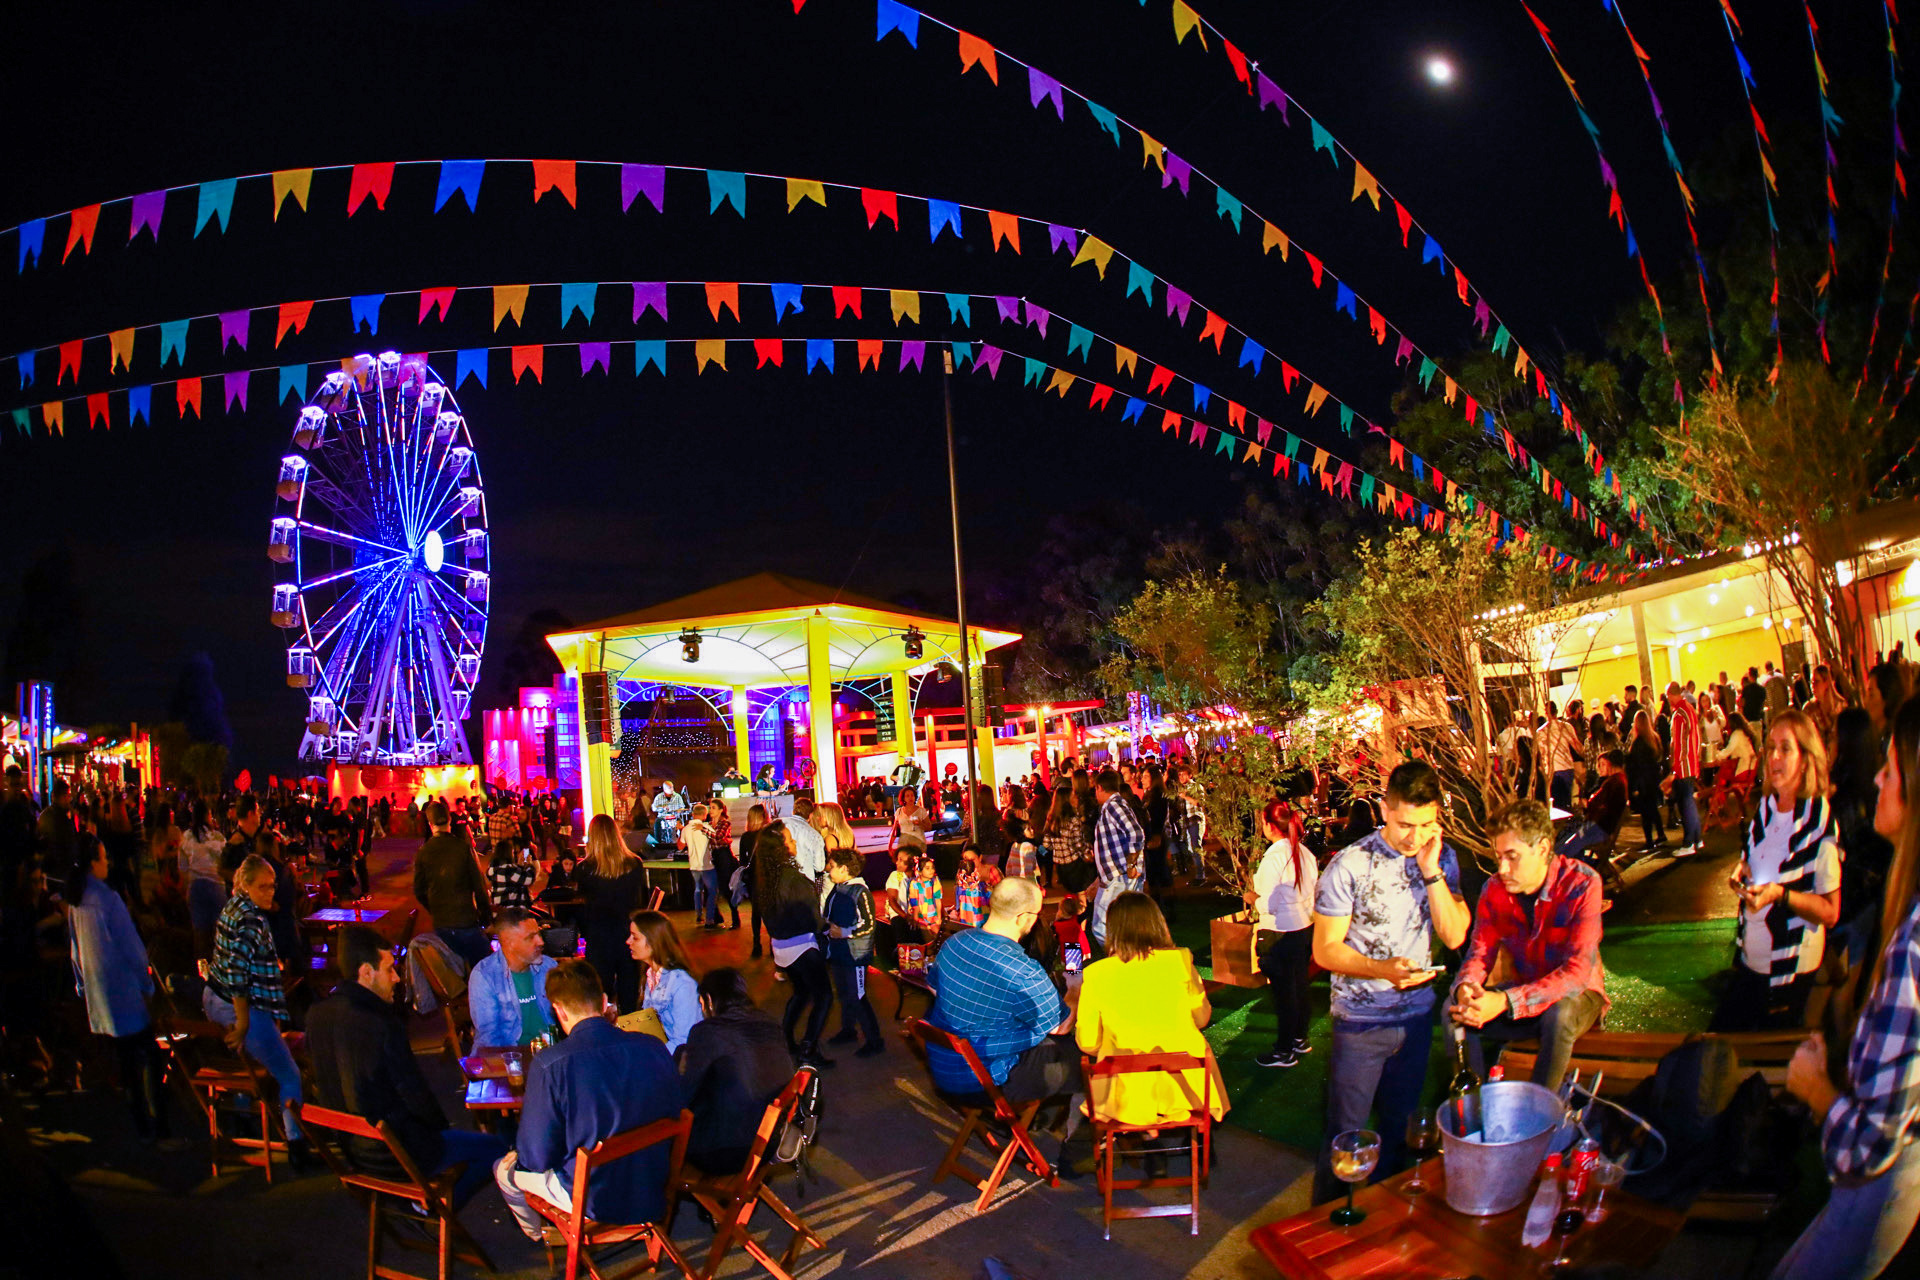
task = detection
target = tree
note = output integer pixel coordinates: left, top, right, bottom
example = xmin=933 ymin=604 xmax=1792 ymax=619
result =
xmin=1294 ymin=520 xmax=1579 ymax=866
xmin=179 ymin=741 xmax=229 ymax=793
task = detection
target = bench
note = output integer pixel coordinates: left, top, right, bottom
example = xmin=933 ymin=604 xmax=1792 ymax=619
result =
xmin=1498 ymin=1029 xmax=1804 ymax=1224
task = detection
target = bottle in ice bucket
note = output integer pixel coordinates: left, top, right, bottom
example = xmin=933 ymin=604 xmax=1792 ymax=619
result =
xmin=1521 ymin=1153 xmax=1563 ymax=1248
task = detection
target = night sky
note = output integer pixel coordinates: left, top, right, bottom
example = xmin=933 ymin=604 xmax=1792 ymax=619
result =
xmin=0 ymin=0 xmax=1899 ymax=774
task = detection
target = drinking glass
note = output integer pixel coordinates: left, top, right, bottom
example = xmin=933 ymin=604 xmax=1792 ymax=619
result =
xmin=1543 ymin=1207 xmax=1583 ymax=1272
xmin=1329 ymin=1129 xmax=1381 ymax=1226
xmin=1405 ymin=1109 xmax=1440 ymax=1194
xmin=502 ymin=1051 xmax=525 ymax=1089
xmin=1584 ymin=1157 xmax=1625 ymax=1223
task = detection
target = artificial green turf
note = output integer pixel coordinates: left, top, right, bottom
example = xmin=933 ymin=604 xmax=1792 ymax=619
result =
xmin=1168 ymin=901 xmax=1738 ymax=1154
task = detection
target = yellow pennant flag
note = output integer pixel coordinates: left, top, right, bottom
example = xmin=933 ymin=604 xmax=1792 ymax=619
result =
xmin=889 ymin=289 xmax=921 ymax=325
xmin=1514 ymin=347 xmax=1530 ymax=378
xmin=785 ymin=178 xmax=827 ymax=212
xmin=1071 ymin=235 xmax=1115 ymax=278
xmin=1443 ymin=377 xmax=1459 ymax=405
xmin=1242 ymin=441 xmax=1262 ymax=464
xmin=109 ymin=328 xmax=135 ymax=372
xmin=1171 ymin=0 xmax=1207 ymax=47
xmin=1047 ymin=369 xmax=1076 ymax=397
xmin=1141 ymin=131 xmax=1167 ymax=174
xmin=492 ymin=284 xmax=530 ymax=330
xmin=1304 ymin=384 xmax=1329 ymax=416
xmin=1310 ymin=447 xmax=1329 ymax=473
xmin=1351 ymin=164 xmax=1382 ymax=210
xmin=1261 ymin=221 xmax=1289 ymax=259
xmin=1113 ymin=344 xmax=1138 ymax=377
xmin=694 ymin=339 xmax=726 ymax=373
xmin=272 ymin=169 xmax=313 ymax=220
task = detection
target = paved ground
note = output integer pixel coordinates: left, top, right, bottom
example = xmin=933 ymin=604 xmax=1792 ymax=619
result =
xmin=1 ymin=818 xmax=1829 ymax=1278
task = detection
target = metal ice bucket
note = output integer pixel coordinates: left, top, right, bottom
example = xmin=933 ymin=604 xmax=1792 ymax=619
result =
xmin=1437 ymin=1080 xmax=1566 ymax=1216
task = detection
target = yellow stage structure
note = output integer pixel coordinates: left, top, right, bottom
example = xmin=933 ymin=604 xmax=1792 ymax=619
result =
xmin=546 ymin=573 xmax=1020 ymax=823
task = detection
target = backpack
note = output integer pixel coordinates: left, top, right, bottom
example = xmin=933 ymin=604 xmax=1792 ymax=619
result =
xmin=1609 ymin=1034 xmax=1798 ymax=1210
xmin=771 ymin=1068 xmax=826 ymax=1196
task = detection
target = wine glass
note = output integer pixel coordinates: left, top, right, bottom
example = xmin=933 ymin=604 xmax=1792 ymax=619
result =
xmin=1405 ymin=1108 xmax=1440 ymax=1194
xmin=1584 ymin=1156 xmax=1625 ymax=1223
xmin=1543 ymin=1206 xmax=1583 ymax=1272
xmin=1329 ymin=1129 xmax=1381 ymax=1226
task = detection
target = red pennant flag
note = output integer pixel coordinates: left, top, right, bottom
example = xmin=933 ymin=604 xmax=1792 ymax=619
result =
xmin=987 ymin=211 xmax=1020 ymax=252
xmin=1454 ymin=267 xmax=1470 ymax=304
xmin=957 ymin=31 xmax=999 ymax=83
xmin=753 ymin=338 xmax=784 ymax=368
xmin=1088 ymin=382 xmax=1114 ymax=410
xmin=1161 ymin=409 xmax=1181 ymax=434
xmin=1146 ymin=364 xmax=1175 ymax=395
xmin=1463 ymin=394 xmax=1478 ymax=423
xmin=1534 ymin=368 xmax=1548 ymax=398
xmin=532 ymin=159 xmax=577 ymax=207
xmin=1393 ymin=201 xmax=1412 ymax=248
xmin=1303 ymin=252 xmax=1324 ymax=287
xmin=1198 ymin=310 xmax=1228 ymax=350
xmin=1280 ymin=362 xmax=1298 ymax=392
xmin=418 ymin=288 xmax=456 ymax=323
xmin=64 ymin=204 xmax=101 ymax=261
xmin=87 ymin=391 xmax=109 ymax=429
xmin=1367 ymin=308 xmax=1387 ymax=345
xmin=177 ymin=377 xmax=202 ymax=417
xmin=860 ymin=188 xmax=899 ymax=229
xmin=58 ymin=340 xmax=82 ymax=384
xmin=276 ymin=300 xmax=315 ymax=346
xmin=1223 ymin=40 xmax=1252 ymax=90
xmin=347 ymin=162 xmax=395 ymax=215
xmin=511 ymin=345 xmax=544 ymax=383
xmin=705 ymin=282 xmax=741 ymax=321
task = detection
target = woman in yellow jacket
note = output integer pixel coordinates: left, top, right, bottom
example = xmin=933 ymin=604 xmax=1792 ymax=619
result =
xmin=1074 ymin=891 xmax=1229 ymax=1126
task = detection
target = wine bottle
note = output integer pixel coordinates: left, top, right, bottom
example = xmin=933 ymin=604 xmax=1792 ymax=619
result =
xmin=1447 ymin=1022 xmax=1480 ymax=1137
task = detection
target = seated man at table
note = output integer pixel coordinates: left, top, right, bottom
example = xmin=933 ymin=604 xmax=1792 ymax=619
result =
xmin=469 ymin=908 xmax=558 ymax=1049
xmin=1449 ymin=799 xmax=1608 ymax=1090
xmin=307 ymin=925 xmax=506 ymax=1207
xmin=924 ymin=877 xmax=1078 ymax=1109
xmin=494 ymin=959 xmax=684 ymax=1241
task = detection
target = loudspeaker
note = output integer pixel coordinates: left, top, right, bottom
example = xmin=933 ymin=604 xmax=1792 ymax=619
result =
xmin=581 ymin=672 xmax=614 ymax=745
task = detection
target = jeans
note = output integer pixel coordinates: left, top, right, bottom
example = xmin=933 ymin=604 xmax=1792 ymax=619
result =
xmin=829 ymin=959 xmax=881 ymax=1047
xmin=1314 ymin=1014 xmax=1435 ymax=1204
xmin=1459 ymin=989 xmax=1606 ymax=1090
xmin=1772 ymin=1138 xmax=1920 ymax=1279
xmin=1551 ymin=770 xmax=1575 ymax=812
xmin=202 ymin=987 xmax=303 ymax=1140
xmin=436 ymin=926 xmax=493 ymax=971
xmin=495 ymin=1151 xmax=572 ymax=1241
xmin=1089 ymin=873 xmax=1142 ymax=947
xmin=1673 ymin=775 xmax=1702 ymax=847
xmin=436 ymin=1128 xmax=509 ymax=1210
xmin=1256 ymin=927 xmax=1314 ymax=1049
xmin=1556 ymin=823 xmax=1616 ymax=882
xmin=693 ymin=868 xmax=720 ymax=925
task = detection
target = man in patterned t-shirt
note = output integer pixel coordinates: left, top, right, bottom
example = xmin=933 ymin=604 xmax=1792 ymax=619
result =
xmin=1310 ymin=761 xmax=1470 ymax=1203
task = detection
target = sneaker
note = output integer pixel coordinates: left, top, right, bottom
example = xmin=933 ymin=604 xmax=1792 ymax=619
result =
xmin=1254 ymin=1049 xmax=1300 ymax=1069
xmin=1290 ymin=1038 xmax=1312 ymax=1055
xmin=1673 ymin=843 xmax=1702 ymax=858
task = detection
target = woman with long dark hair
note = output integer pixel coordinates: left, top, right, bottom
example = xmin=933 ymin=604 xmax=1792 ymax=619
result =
xmin=1625 ymin=710 xmax=1669 ymax=854
xmin=627 ymin=909 xmax=702 ymax=1051
xmin=755 ymin=822 xmax=835 ymax=1068
xmin=1249 ymin=797 xmax=1318 ymax=1069
xmin=1777 ymin=696 xmax=1920 ymax=1278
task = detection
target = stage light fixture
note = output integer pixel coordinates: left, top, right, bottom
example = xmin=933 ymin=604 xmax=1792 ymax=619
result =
xmin=902 ymin=625 xmax=925 ymax=660
xmin=680 ymin=628 xmax=702 ymax=663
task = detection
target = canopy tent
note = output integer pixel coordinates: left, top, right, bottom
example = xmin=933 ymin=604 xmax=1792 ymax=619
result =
xmin=546 ymin=572 xmax=1019 ymax=821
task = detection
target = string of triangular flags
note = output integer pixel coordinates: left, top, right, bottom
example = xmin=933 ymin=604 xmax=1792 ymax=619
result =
xmin=1715 ymin=1 xmax=1784 ymax=385
xmin=4 ymin=270 xmax=1644 ymax=560
xmin=1 ymin=168 xmax=1651 ymax=556
xmin=0 ymin=325 xmax=1623 ymax=583
xmin=1855 ymin=0 xmax=1909 ymax=401
xmin=1804 ymin=2 xmax=1843 ymax=365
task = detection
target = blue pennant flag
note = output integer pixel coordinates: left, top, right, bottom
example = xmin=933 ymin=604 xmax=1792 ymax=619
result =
xmin=435 ymin=160 xmax=485 ymax=212
xmin=950 ymin=341 xmax=973 ymax=367
xmin=350 ymin=294 xmax=385 ymax=334
xmin=806 ymin=339 xmax=835 ymax=373
xmin=128 ymin=385 xmax=151 ymax=425
xmin=195 ymin=178 xmax=237 ymax=236
xmin=560 ymin=282 xmax=598 ymax=327
xmin=876 ymin=0 xmax=919 ymax=45
xmin=1334 ymin=283 xmax=1357 ymax=318
xmin=1421 ymin=233 xmax=1444 ymax=269
xmin=16 ymin=350 xmax=32 ymax=388
xmin=17 ymin=218 xmax=44 ymax=271
xmin=707 ymin=170 xmax=746 ymax=216
xmin=1192 ymin=383 xmax=1211 ymax=412
xmin=1238 ymin=337 xmax=1264 ymax=375
xmin=1022 ymin=357 xmax=1046 ymax=387
xmin=927 ymin=199 xmax=962 ymax=242
xmin=456 ymin=348 xmax=488 ymax=388
xmin=1086 ymin=101 xmax=1123 ymax=147
xmin=1215 ymin=189 xmax=1243 ymax=233
xmin=1121 ymin=396 xmax=1147 ymax=423
xmin=943 ymin=292 xmax=972 ymax=326
xmin=1066 ymin=325 xmax=1093 ymax=360
xmin=279 ymin=364 xmax=308 ymax=404
xmin=1125 ymin=261 xmax=1155 ymax=304
xmin=772 ymin=283 xmax=805 ymax=321
xmin=159 ymin=319 xmax=189 ymax=366
xmin=635 ymin=340 xmax=666 ymax=375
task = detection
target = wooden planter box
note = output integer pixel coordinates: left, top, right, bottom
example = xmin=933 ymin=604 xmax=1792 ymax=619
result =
xmin=1210 ymin=915 xmax=1263 ymax=988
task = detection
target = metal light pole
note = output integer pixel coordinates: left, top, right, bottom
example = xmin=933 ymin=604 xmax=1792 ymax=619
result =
xmin=943 ymin=349 xmax=980 ymax=842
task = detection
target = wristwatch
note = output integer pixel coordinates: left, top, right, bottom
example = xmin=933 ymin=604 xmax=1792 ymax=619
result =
xmin=1421 ymin=872 xmax=1444 ymax=887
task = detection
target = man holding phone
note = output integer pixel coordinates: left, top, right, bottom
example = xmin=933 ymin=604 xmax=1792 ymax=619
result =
xmin=1449 ymin=799 xmax=1608 ymax=1090
xmin=1311 ymin=761 xmax=1470 ymax=1203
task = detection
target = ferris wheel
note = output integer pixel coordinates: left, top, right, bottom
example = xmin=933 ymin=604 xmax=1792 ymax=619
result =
xmin=268 ymin=351 xmax=488 ymax=766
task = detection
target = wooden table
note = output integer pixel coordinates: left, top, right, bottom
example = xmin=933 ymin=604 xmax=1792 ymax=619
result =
xmin=461 ymin=1049 xmax=527 ymax=1115
xmin=1251 ymin=1161 xmax=1683 ymax=1280
xmin=641 ymin=859 xmax=694 ymax=911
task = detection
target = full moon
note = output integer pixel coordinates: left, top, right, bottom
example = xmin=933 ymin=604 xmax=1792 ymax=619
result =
xmin=1425 ymin=55 xmax=1455 ymax=85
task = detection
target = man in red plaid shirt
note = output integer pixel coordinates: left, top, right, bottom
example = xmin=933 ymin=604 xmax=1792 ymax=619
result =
xmin=1662 ymin=681 xmax=1704 ymax=856
xmin=1449 ymin=799 xmax=1608 ymax=1089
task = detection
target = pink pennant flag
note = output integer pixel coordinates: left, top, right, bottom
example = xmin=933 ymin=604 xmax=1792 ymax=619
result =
xmin=348 ymin=163 xmax=395 ymax=215
xmin=419 ymin=288 xmax=456 ymax=323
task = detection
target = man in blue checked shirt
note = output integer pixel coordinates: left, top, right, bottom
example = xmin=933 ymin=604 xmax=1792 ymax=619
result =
xmin=1089 ymin=769 xmax=1145 ymax=949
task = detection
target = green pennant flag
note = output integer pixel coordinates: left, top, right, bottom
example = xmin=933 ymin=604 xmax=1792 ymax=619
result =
xmin=1338 ymin=404 xmax=1354 ymax=435
xmin=1360 ymin=474 xmax=1375 ymax=507
xmin=1214 ymin=430 xmax=1234 ymax=456
xmin=1491 ymin=324 xmax=1512 ymax=355
xmin=1283 ymin=432 xmax=1302 ymax=460
xmin=1418 ymin=356 xmax=1438 ymax=391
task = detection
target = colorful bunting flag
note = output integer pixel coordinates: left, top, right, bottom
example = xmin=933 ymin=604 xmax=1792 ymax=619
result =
xmin=63 ymin=205 xmax=100 ymax=261
xmin=636 ymin=341 xmax=666 ymax=375
xmin=806 ymin=338 xmax=835 ymax=373
xmin=109 ymin=328 xmax=134 ymax=372
xmin=988 ymin=210 xmax=1020 ymax=252
xmin=219 ymin=309 xmax=250 ymax=351
xmin=272 ymin=169 xmax=312 ymax=220
xmin=786 ymin=178 xmax=827 ymax=211
xmin=419 ymin=288 xmax=456 ymax=323
xmin=493 ymin=284 xmax=531 ymax=330
xmin=511 ymin=345 xmax=544 ymax=383
xmin=861 ymin=188 xmax=899 ymax=229
xmin=436 ymin=160 xmax=485 ymax=212
xmin=889 ymin=289 xmax=921 ymax=324
xmin=279 ymin=364 xmax=307 ymax=404
xmin=876 ymin=0 xmax=919 ymax=46
xmin=128 ymin=385 xmax=149 ymax=425
xmin=224 ymin=370 xmax=250 ymax=412
xmin=276 ymin=301 xmax=313 ymax=347
xmin=754 ymin=337 xmax=785 ymax=368
xmin=927 ymin=198 xmax=962 ymax=242
xmin=773 ymin=283 xmax=805 ymax=321
xmin=195 ymin=178 xmax=237 ymax=236
xmin=532 ymin=159 xmax=577 ymax=207
xmin=695 ymin=339 xmax=727 ymax=373
xmin=621 ymin=164 xmax=666 ymax=213
xmin=707 ymin=170 xmax=746 ymax=216
xmin=128 ymin=191 xmax=165 ymax=243
xmin=1028 ymin=67 xmax=1064 ymax=118
xmin=956 ymin=31 xmax=998 ymax=83
xmin=349 ymin=294 xmax=383 ymax=335
xmin=633 ymin=282 xmax=668 ymax=323
xmin=348 ymin=162 xmax=395 ymax=214
xmin=704 ymin=282 xmax=740 ymax=322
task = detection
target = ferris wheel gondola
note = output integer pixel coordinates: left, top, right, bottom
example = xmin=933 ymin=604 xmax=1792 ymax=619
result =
xmin=268 ymin=351 xmax=488 ymax=766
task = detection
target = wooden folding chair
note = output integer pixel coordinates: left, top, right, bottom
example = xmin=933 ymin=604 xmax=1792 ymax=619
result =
xmin=299 ymin=1103 xmax=496 ymax=1280
xmin=521 ymin=1110 xmax=698 ymax=1280
xmin=1078 ymin=1051 xmax=1214 ymax=1239
xmin=647 ymin=886 xmax=666 ymax=912
xmin=670 ymin=1069 xmax=824 ymax=1280
xmin=905 ymin=1020 xmax=1057 ymax=1214
xmin=157 ymin=1009 xmax=292 ymax=1182
xmin=415 ymin=944 xmax=474 ymax=1065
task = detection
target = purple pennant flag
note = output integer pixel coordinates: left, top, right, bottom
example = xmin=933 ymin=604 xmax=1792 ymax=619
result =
xmin=1162 ymin=153 xmax=1193 ymax=197
xmin=1027 ymin=67 xmax=1064 ymax=119
xmin=580 ymin=342 xmax=611 ymax=375
xmin=621 ymin=164 xmax=665 ymax=214
xmin=994 ymin=296 xmax=1020 ymax=324
xmin=129 ymin=190 xmax=166 ymax=242
xmin=223 ymin=370 xmax=250 ymax=412
xmin=899 ymin=340 xmax=926 ymax=372
xmin=632 ymin=282 xmax=668 ymax=322
xmin=976 ymin=345 xmax=1004 ymax=378
xmin=1165 ymin=286 xmax=1193 ymax=326
xmin=219 ymin=309 xmax=250 ymax=352
xmin=1256 ymin=73 xmax=1288 ymax=121
xmin=1024 ymin=302 xmax=1050 ymax=339
xmin=1597 ymin=156 xmax=1616 ymax=190
xmin=1472 ymin=297 xmax=1492 ymax=335
xmin=1047 ymin=224 xmax=1079 ymax=255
